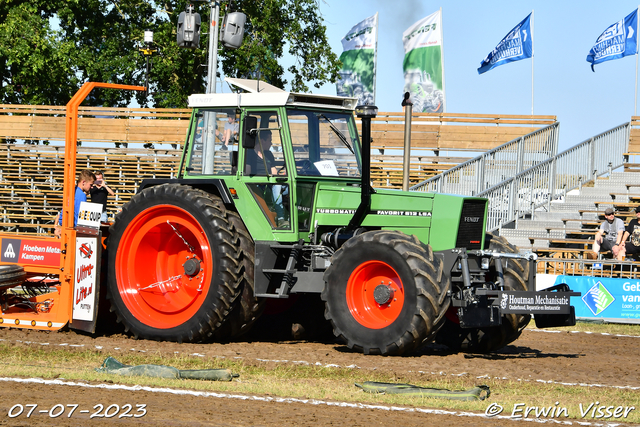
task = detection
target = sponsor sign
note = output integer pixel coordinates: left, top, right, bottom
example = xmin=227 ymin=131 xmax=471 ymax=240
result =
xmin=0 ymin=237 xmax=61 ymax=267
xmin=402 ymin=10 xmax=445 ymax=113
xmin=72 ymin=236 xmax=98 ymax=322
xmin=539 ymin=275 xmax=640 ymax=323
xmin=495 ymin=291 xmax=573 ymax=314
xmin=336 ymin=13 xmax=377 ymax=106
xmin=76 ymin=201 xmax=103 ymax=228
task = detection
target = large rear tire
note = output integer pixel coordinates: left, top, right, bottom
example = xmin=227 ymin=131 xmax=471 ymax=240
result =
xmin=436 ymin=234 xmax=531 ymax=353
xmin=322 ymin=231 xmax=450 ymax=356
xmin=107 ymin=184 xmax=241 ymax=343
xmin=213 ymin=210 xmax=265 ymax=339
xmin=0 ymin=265 xmax=26 ymax=289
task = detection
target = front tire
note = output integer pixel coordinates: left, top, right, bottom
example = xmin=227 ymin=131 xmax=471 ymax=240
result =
xmin=322 ymin=231 xmax=450 ymax=356
xmin=107 ymin=184 xmax=241 ymax=343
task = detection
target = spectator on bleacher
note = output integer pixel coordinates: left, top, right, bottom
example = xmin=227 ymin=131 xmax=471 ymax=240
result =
xmin=220 ymin=115 xmax=238 ymax=150
xmin=90 ymin=170 xmax=115 ymax=223
xmin=592 ymin=207 xmax=626 ymax=261
xmin=54 ymin=169 xmax=96 ymax=238
xmin=622 ymin=208 xmax=640 ymax=260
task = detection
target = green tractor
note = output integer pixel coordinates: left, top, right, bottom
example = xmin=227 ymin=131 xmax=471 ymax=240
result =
xmin=107 ymin=78 xmax=577 ymax=355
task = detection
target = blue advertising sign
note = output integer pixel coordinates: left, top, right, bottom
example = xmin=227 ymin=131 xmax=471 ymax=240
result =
xmin=586 ymin=8 xmax=638 ymax=71
xmin=478 ymin=13 xmax=532 ymax=75
xmin=554 ymin=275 xmax=640 ymax=323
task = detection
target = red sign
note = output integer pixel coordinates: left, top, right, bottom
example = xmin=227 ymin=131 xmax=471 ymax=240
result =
xmin=1 ymin=238 xmax=61 ymax=267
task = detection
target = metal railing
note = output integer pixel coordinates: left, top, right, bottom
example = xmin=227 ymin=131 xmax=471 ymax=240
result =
xmin=479 ymin=122 xmax=630 ymax=232
xmin=411 ymin=123 xmax=559 ymax=195
xmin=538 ymin=257 xmax=640 ymax=279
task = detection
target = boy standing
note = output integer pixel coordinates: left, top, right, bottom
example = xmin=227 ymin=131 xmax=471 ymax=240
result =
xmin=54 ymin=169 xmax=96 ymax=238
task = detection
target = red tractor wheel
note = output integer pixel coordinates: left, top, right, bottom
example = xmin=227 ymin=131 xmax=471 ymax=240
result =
xmin=345 ymin=260 xmax=405 ymax=329
xmin=107 ymin=184 xmax=241 ymax=342
xmin=322 ymin=231 xmax=450 ymax=356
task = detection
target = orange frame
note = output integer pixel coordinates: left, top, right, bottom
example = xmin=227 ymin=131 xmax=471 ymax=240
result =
xmin=0 ymin=82 xmax=145 ymax=331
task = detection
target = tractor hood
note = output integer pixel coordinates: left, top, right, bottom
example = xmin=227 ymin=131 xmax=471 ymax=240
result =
xmin=313 ymin=183 xmax=488 ymax=251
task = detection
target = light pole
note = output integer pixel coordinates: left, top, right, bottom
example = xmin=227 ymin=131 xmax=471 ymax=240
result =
xmin=139 ymin=30 xmax=157 ymax=91
xmin=206 ymin=2 xmax=220 ymax=95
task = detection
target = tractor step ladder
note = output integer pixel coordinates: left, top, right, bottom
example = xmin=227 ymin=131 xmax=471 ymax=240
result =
xmin=258 ymin=240 xmax=304 ymax=298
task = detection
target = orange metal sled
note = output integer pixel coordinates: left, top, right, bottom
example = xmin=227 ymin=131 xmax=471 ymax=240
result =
xmin=0 ymin=83 xmax=146 ymax=331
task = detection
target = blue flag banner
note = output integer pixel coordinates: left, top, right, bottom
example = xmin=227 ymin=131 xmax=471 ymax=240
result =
xmin=478 ymin=13 xmax=532 ymax=75
xmin=586 ymin=9 xmax=638 ymax=72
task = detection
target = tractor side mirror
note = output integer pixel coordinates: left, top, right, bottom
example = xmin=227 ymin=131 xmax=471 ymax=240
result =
xmin=243 ymin=116 xmax=257 ymax=149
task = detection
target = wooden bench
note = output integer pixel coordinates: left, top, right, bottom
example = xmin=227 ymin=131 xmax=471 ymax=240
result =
xmin=535 ymin=248 xmax=586 ymax=258
xmin=362 ymin=112 xmax=556 ymax=152
xmin=593 ymin=201 xmax=639 ymax=211
xmin=528 ymin=236 xmax=594 ymax=247
xmin=609 ymin=193 xmax=640 ymax=201
xmin=578 ymin=209 xmax=637 ymax=220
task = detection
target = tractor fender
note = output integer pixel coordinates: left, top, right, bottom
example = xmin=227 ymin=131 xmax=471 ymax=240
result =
xmin=138 ymin=178 xmax=234 ymax=205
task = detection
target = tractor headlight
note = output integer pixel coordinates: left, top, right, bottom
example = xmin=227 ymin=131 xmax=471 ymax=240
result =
xmin=481 ymin=257 xmax=490 ymax=270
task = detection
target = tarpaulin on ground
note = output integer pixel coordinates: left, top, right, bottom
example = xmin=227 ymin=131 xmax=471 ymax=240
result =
xmin=355 ymin=381 xmax=490 ymax=401
xmin=96 ymin=356 xmax=238 ymax=381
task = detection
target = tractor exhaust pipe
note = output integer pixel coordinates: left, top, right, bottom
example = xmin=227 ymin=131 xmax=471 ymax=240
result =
xmin=401 ymin=92 xmax=413 ymax=191
xmin=347 ymin=104 xmax=378 ymax=230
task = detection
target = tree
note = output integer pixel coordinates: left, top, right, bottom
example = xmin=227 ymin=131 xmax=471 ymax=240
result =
xmin=0 ymin=0 xmax=341 ymax=108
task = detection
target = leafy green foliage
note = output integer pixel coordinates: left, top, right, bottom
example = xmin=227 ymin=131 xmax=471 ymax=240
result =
xmin=0 ymin=0 xmax=340 ymax=108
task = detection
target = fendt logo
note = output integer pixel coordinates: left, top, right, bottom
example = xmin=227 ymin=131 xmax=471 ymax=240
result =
xmin=464 ymin=217 xmax=480 ymax=223
xmin=0 ymin=238 xmax=21 ymax=263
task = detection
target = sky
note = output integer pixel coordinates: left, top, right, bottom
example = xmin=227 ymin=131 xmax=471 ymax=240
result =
xmin=280 ymin=0 xmax=640 ymax=153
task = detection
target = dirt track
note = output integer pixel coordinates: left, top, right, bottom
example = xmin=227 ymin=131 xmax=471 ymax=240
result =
xmin=0 ymin=327 xmax=638 ymax=426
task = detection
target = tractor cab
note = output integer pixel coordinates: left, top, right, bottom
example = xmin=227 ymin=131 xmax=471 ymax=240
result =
xmin=181 ymin=78 xmax=363 ymax=243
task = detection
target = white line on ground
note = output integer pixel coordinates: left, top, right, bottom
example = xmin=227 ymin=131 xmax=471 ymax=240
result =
xmin=526 ymin=329 xmax=640 ymax=339
xmin=0 ymin=376 xmax=623 ymax=426
xmin=1 ymin=334 xmax=638 ymax=392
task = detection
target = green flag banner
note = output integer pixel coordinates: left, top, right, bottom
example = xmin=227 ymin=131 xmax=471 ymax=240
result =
xmin=402 ymin=10 xmax=445 ymax=113
xmin=336 ymin=13 xmax=378 ymax=105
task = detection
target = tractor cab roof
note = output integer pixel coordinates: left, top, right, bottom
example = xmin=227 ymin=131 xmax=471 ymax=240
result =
xmin=188 ymin=77 xmax=358 ymax=112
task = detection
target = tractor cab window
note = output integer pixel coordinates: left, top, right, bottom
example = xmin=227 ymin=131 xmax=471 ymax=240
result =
xmin=287 ymin=109 xmax=361 ymax=178
xmin=243 ymin=112 xmax=285 ymax=177
xmin=243 ymin=111 xmax=290 ymax=230
xmin=187 ymin=109 xmax=238 ymax=176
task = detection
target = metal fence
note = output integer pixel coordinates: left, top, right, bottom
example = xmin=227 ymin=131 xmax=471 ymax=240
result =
xmin=538 ymin=257 xmax=640 ymax=279
xmin=410 ymin=122 xmax=559 ymax=195
xmin=478 ymin=122 xmax=630 ymax=231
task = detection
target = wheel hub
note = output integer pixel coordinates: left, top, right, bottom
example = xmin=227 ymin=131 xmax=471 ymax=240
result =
xmin=183 ymin=258 xmax=201 ymax=276
xmin=373 ymin=283 xmax=394 ymax=305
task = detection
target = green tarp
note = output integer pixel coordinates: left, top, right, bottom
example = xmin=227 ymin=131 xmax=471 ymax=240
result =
xmin=96 ymin=356 xmax=238 ymax=381
xmin=355 ymin=381 xmax=490 ymax=401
